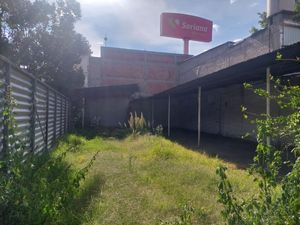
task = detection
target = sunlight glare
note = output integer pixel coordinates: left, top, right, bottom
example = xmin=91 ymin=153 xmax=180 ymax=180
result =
xmin=82 ymin=0 xmax=125 ymax=5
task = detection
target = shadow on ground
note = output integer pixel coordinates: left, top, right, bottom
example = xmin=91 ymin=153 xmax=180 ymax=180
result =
xmin=168 ymin=129 xmax=257 ymax=169
xmin=66 ymin=174 xmax=106 ymax=225
xmin=74 ymin=128 xmax=131 ymax=140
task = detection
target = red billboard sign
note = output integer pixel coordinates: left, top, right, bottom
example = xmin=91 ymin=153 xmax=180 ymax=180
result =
xmin=160 ymin=13 xmax=213 ymax=42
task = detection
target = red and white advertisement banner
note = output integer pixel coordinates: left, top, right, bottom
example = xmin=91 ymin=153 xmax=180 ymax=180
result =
xmin=160 ymin=13 xmax=213 ymax=42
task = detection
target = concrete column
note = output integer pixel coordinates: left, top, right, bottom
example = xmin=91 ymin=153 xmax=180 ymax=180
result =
xmin=183 ymin=39 xmax=189 ymax=55
xmin=151 ymin=99 xmax=154 ymax=129
xmin=198 ymin=87 xmax=202 ymax=147
xmin=168 ymin=95 xmax=171 ymax=137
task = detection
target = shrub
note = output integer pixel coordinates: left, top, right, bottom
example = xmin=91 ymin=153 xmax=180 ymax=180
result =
xmin=217 ymin=74 xmax=300 ymax=225
xmin=0 ymin=148 xmax=98 ymax=225
xmin=154 ymin=124 xmax=164 ymax=136
xmin=128 ymin=112 xmax=148 ymax=135
xmin=0 ymin=87 xmax=97 ymax=225
xmin=126 ymin=112 xmax=164 ymax=136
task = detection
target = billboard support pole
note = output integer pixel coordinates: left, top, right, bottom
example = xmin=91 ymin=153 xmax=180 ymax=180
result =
xmin=183 ymin=39 xmax=189 ymax=55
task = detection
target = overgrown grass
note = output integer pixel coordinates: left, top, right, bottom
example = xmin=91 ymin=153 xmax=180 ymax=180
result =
xmin=57 ymin=130 xmax=256 ymax=225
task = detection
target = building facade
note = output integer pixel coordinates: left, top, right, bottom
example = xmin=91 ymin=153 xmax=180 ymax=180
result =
xmin=78 ymin=1 xmax=300 ymax=134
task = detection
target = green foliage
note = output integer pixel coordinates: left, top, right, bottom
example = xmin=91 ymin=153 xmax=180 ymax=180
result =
xmin=159 ymin=203 xmax=195 ymax=225
xmin=0 ymin=87 xmax=97 ymax=225
xmin=154 ymin=124 xmax=164 ymax=136
xmin=0 ymin=148 xmax=97 ymax=225
xmin=65 ymin=134 xmax=87 ymax=151
xmin=249 ymin=11 xmax=267 ymax=34
xmin=0 ymin=0 xmax=90 ymax=94
xmin=217 ymin=72 xmax=300 ymax=224
xmin=294 ymin=1 xmax=300 ymax=22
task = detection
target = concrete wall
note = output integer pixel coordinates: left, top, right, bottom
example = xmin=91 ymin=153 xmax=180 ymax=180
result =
xmin=130 ymin=81 xmax=281 ymax=140
xmin=178 ymin=12 xmax=298 ymax=84
xmin=88 ymin=47 xmax=190 ymax=96
xmin=172 ymin=82 xmax=280 ymax=140
xmin=179 ymin=31 xmax=272 ymax=84
xmin=85 ymin=96 xmax=131 ymax=127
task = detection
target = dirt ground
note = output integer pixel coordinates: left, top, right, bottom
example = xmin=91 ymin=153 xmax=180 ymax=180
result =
xmin=169 ymin=129 xmax=257 ymax=169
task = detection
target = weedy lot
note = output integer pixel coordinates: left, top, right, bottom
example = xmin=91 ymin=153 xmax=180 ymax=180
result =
xmin=57 ymin=130 xmax=256 ymax=225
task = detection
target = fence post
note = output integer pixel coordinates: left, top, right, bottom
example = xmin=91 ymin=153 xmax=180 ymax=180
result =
xmin=45 ymin=88 xmax=49 ymax=151
xmin=68 ymin=99 xmax=70 ymax=131
xmin=2 ymin=62 xmax=11 ymax=157
xmin=30 ymin=78 xmax=37 ymax=152
xmin=60 ymin=96 xmax=63 ymax=136
xmin=64 ymin=98 xmax=67 ymax=133
xmin=53 ymin=92 xmax=57 ymax=142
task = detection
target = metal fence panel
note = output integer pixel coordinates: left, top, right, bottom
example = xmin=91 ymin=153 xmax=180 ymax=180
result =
xmin=0 ymin=62 xmax=5 ymax=153
xmin=10 ymin=67 xmax=32 ymax=148
xmin=47 ymin=90 xmax=56 ymax=150
xmin=34 ymin=83 xmax=48 ymax=153
xmin=0 ymin=55 xmax=70 ymax=154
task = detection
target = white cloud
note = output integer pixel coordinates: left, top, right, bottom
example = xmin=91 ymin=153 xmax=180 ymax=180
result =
xmin=213 ymin=24 xmax=220 ymax=32
xmin=230 ymin=0 xmax=238 ymax=4
xmin=250 ymin=2 xmax=258 ymax=8
xmin=76 ymin=0 xmax=180 ymax=56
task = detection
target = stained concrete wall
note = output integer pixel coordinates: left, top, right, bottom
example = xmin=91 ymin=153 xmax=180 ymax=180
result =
xmin=174 ymin=82 xmax=280 ymax=140
xmin=178 ymin=12 xmax=298 ymax=84
xmin=179 ymin=31 xmax=274 ymax=84
xmin=88 ymin=47 xmax=191 ymax=97
xmin=130 ymin=81 xmax=281 ymax=140
xmin=85 ymin=96 xmax=131 ymax=127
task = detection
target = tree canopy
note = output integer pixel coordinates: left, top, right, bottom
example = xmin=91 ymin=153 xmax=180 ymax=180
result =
xmin=0 ymin=0 xmax=91 ymax=94
xmin=249 ymin=12 xmax=267 ymax=34
xmin=295 ymin=0 xmax=300 ymax=21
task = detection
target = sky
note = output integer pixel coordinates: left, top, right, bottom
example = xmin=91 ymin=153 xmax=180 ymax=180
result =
xmin=75 ymin=0 xmax=266 ymax=57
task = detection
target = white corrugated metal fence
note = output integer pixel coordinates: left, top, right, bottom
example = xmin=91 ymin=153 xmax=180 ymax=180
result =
xmin=0 ymin=55 xmax=70 ymax=154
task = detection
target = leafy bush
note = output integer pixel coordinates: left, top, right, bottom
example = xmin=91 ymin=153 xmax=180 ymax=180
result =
xmin=0 ymin=148 xmax=98 ymax=225
xmin=154 ymin=124 xmax=164 ymax=136
xmin=0 ymin=87 xmax=97 ymax=225
xmin=217 ymin=75 xmax=300 ymax=225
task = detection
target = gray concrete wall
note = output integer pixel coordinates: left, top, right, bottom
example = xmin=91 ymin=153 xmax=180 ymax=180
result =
xmin=85 ymin=96 xmax=131 ymax=127
xmin=130 ymin=81 xmax=281 ymax=140
xmin=179 ymin=31 xmax=272 ymax=84
xmin=171 ymin=82 xmax=280 ymax=140
xmin=178 ymin=12 xmax=297 ymax=84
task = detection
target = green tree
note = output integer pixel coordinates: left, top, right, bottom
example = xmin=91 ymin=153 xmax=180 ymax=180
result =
xmin=0 ymin=0 xmax=90 ymax=94
xmin=295 ymin=0 xmax=300 ymax=21
xmin=249 ymin=12 xmax=267 ymax=34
